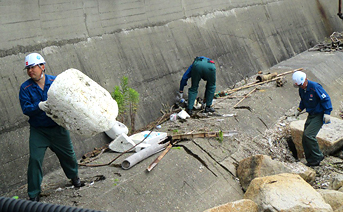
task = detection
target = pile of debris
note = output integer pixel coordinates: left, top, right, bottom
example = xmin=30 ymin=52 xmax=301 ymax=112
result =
xmin=309 ymin=32 xmax=343 ymax=52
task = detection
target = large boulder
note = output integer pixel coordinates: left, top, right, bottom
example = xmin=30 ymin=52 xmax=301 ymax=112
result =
xmin=329 ymin=174 xmax=343 ymax=191
xmin=316 ymin=189 xmax=343 ymax=211
xmin=244 ymin=173 xmax=333 ymax=212
xmin=290 ymin=117 xmax=343 ymax=158
xmin=203 ymin=199 xmax=258 ymax=212
xmin=236 ymin=154 xmax=315 ymax=191
xmin=44 ymin=68 xmax=118 ymax=137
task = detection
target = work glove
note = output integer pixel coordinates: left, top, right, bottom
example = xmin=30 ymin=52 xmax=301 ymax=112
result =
xmin=175 ymin=92 xmax=183 ymax=103
xmin=323 ymin=114 xmax=331 ymax=124
xmin=294 ymin=108 xmax=301 ymax=118
xmin=38 ymin=101 xmax=49 ymax=112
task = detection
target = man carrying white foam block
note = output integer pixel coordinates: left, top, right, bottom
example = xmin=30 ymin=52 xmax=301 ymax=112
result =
xmin=19 ymin=53 xmax=82 ymax=202
xmin=41 ymin=68 xmax=119 ymax=137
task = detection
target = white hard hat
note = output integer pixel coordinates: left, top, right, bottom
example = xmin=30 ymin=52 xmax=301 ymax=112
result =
xmin=24 ymin=53 xmax=46 ymax=69
xmin=292 ymin=71 xmax=306 ymax=86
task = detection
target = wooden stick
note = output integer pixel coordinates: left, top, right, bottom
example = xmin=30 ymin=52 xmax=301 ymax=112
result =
xmin=233 ymin=87 xmax=258 ymax=108
xmin=171 ymin=132 xmax=220 ymax=140
xmin=218 ymin=68 xmax=303 ymax=96
xmin=147 ymin=143 xmax=173 ymax=171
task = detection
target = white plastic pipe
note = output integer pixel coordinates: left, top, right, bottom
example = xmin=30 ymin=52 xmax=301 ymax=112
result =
xmin=121 ymin=142 xmax=169 ymax=170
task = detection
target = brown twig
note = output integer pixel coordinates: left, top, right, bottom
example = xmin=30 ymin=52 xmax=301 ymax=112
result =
xmin=79 ymin=148 xmax=106 ymax=165
xmin=233 ymin=87 xmax=259 ymax=108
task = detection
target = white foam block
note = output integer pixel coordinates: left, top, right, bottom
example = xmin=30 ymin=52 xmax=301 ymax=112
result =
xmin=45 ymin=68 xmax=118 ymax=137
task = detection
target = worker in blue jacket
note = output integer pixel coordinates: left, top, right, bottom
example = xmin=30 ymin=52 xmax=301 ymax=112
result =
xmin=292 ymin=71 xmax=332 ymax=167
xmin=19 ymin=53 xmax=81 ymax=202
xmin=176 ymin=56 xmax=216 ymax=115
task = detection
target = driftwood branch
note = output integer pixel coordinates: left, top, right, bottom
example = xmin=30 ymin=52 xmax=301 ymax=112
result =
xmin=233 ymin=87 xmax=259 ymax=108
xmin=216 ymin=68 xmax=302 ymax=98
xmin=147 ymin=143 xmax=173 ymax=171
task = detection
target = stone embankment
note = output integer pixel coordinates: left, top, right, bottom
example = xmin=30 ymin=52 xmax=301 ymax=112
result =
xmin=204 ymin=117 xmax=343 ymax=212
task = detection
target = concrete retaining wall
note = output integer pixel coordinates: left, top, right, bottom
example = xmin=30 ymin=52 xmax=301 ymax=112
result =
xmin=1 ymin=0 xmax=342 ymax=195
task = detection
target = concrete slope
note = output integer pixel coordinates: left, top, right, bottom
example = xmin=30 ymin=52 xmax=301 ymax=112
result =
xmin=3 ymin=50 xmax=343 ymax=212
xmin=1 ymin=0 xmax=343 ymax=195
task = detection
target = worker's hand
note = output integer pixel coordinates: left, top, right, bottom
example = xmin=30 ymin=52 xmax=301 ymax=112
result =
xmin=175 ymin=92 xmax=183 ymax=103
xmin=38 ymin=101 xmax=49 ymax=112
xmin=323 ymin=114 xmax=331 ymax=124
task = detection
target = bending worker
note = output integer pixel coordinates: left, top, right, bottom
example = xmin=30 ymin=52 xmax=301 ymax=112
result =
xmin=292 ymin=70 xmax=332 ymax=167
xmin=176 ymin=56 xmax=216 ymax=115
xmin=19 ymin=53 xmax=81 ymax=202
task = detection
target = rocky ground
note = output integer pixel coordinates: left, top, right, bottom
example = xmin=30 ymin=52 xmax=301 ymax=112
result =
xmin=4 ymin=71 xmax=343 ymax=211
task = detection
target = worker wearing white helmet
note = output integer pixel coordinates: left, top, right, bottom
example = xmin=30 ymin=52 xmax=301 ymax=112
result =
xmin=292 ymin=70 xmax=306 ymax=87
xmin=19 ymin=53 xmax=81 ymax=202
xmin=24 ymin=53 xmax=46 ymax=81
xmin=292 ymin=70 xmax=332 ymax=167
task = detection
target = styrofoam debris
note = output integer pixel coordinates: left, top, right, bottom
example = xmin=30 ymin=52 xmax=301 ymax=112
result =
xmin=178 ymin=110 xmax=190 ymax=119
xmin=105 ymin=121 xmax=128 ymax=139
xmin=45 ymin=68 xmax=118 ymax=137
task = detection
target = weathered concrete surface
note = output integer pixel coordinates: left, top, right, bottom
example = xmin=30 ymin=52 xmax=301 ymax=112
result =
xmin=1 ymin=0 xmax=343 ymax=200
xmin=2 ymin=51 xmax=343 ymax=212
xmin=290 ymin=117 xmax=343 ymax=158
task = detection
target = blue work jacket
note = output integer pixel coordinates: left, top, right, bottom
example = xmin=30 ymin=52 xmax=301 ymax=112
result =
xmin=298 ymin=80 xmax=332 ymax=115
xmin=19 ymin=74 xmax=58 ymax=127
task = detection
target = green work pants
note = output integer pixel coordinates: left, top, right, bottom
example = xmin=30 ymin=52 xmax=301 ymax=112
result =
xmin=28 ymin=125 xmax=78 ymax=198
xmin=302 ymin=113 xmax=324 ymax=164
xmin=188 ymin=59 xmax=216 ymax=110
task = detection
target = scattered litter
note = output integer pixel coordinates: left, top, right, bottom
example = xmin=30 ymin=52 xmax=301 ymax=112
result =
xmin=12 ymin=196 xmax=18 ymax=199
xmin=108 ymin=131 xmax=168 ymax=153
xmin=94 ymin=175 xmax=106 ymax=181
xmin=55 ymin=187 xmax=63 ymax=192
xmin=222 ymin=114 xmax=236 ymax=117
xmin=279 ymin=123 xmax=286 ymax=127
xmin=170 ymin=113 xmax=177 ymax=121
xmin=156 ymin=125 xmax=161 ymax=129
xmin=217 ymin=119 xmax=224 ymax=122
xmin=309 ymin=32 xmax=343 ymax=52
xmin=268 ymin=138 xmax=273 ymax=147
xmin=89 ymin=181 xmax=94 ymax=186
xmin=177 ymin=110 xmax=190 ymax=119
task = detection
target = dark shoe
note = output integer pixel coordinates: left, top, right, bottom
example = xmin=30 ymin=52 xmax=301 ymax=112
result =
xmin=71 ymin=177 xmax=82 ymax=187
xmin=186 ymin=108 xmax=193 ymax=116
xmin=305 ymin=155 xmax=324 ymax=167
xmin=29 ymin=195 xmax=40 ymax=202
xmin=305 ymin=161 xmax=320 ymax=167
xmin=204 ymin=106 xmax=215 ymax=113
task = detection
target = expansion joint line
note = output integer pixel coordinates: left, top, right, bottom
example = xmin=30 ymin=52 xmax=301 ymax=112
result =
xmin=191 ymin=140 xmax=236 ymax=179
xmin=175 ymin=144 xmax=217 ymax=177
